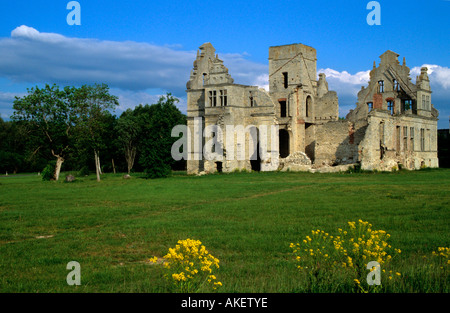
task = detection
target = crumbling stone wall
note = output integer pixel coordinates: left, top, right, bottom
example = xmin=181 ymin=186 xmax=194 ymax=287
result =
xmin=313 ymin=120 xmax=367 ymax=166
xmin=315 ymin=91 xmax=339 ymax=122
xmin=186 ymin=43 xmax=439 ymax=174
xmin=358 ymin=111 xmax=439 ymax=171
xmin=348 ymin=51 xmax=439 ymax=171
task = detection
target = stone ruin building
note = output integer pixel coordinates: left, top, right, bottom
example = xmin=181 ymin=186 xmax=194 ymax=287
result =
xmin=186 ymin=42 xmax=439 ymax=174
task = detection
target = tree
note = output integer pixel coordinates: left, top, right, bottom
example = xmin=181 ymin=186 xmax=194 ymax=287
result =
xmin=0 ymin=117 xmax=51 ymax=174
xmin=73 ymin=84 xmax=119 ymax=182
xmin=138 ymin=93 xmax=186 ymax=178
xmin=115 ymin=109 xmax=140 ymax=174
xmin=0 ymin=118 xmax=21 ymax=174
xmin=100 ymin=113 xmax=121 ymax=174
xmin=12 ymin=84 xmax=77 ymax=180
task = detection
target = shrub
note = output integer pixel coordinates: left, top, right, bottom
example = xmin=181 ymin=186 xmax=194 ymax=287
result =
xmin=140 ymin=147 xmax=171 ymax=179
xmin=290 ymin=220 xmax=402 ymax=292
xmin=149 ymin=238 xmax=222 ymax=292
xmin=78 ymin=166 xmax=90 ymax=176
xmin=41 ymin=161 xmax=56 ymax=181
xmin=346 ymin=164 xmax=362 ymax=174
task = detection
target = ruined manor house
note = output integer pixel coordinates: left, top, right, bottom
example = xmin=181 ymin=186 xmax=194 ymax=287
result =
xmin=186 ymin=42 xmax=439 ymax=174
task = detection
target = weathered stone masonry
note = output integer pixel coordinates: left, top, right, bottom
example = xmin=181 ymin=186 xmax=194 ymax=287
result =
xmin=347 ymin=50 xmax=439 ymax=171
xmin=186 ymin=43 xmax=439 ymax=174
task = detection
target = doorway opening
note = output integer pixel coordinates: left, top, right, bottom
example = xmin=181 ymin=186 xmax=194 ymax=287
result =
xmin=215 ymin=161 xmax=223 ymax=173
xmin=279 ymin=129 xmax=290 ymax=158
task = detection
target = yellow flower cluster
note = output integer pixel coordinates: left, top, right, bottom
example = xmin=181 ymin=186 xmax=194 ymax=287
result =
xmin=338 ymin=220 xmax=398 ymax=268
xmin=290 ymin=220 xmax=402 ymax=286
xmin=290 ymin=229 xmax=335 ymax=270
xmin=150 ymin=238 xmax=222 ymax=292
xmin=432 ymin=247 xmax=450 ymax=270
xmin=172 ymin=272 xmax=187 ymax=282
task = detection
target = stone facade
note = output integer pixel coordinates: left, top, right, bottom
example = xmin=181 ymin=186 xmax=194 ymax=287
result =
xmin=186 ymin=43 xmax=439 ymax=174
xmin=347 ymin=50 xmax=439 ymax=170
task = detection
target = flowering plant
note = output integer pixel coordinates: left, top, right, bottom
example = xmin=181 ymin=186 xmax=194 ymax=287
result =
xmin=432 ymin=247 xmax=450 ymax=270
xmin=290 ymin=220 xmax=401 ymax=292
xmin=150 ymin=238 xmax=222 ymax=292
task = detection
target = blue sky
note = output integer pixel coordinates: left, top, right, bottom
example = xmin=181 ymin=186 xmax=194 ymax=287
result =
xmin=0 ymin=0 xmax=449 ymax=128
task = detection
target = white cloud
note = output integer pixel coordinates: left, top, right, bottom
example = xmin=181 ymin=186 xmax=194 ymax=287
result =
xmin=410 ymin=64 xmax=450 ymax=89
xmin=252 ymin=74 xmax=270 ymax=91
xmin=1 ymin=26 xmax=448 ymax=127
xmin=315 ymin=68 xmax=372 ymax=118
xmin=0 ymin=26 xmax=196 ymax=95
xmin=11 ymin=25 xmax=66 ymax=43
xmin=318 ymin=68 xmax=370 ymax=85
xmin=0 ymin=26 xmax=269 ymax=104
xmin=318 ymin=65 xmax=450 ymax=128
xmin=411 ymin=64 xmax=450 ymax=129
xmin=0 ymin=25 xmax=271 ymax=118
xmin=320 ymin=65 xmax=450 ymax=96
xmin=317 ymin=68 xmax=370 ymax=97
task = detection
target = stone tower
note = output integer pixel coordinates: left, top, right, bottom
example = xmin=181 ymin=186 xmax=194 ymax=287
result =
xmin=267 ymin=43 xmax=338 ymax=163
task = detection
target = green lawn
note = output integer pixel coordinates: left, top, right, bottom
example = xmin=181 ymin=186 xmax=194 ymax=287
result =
xmin=0 ymin=169 xmax=449 ymax=292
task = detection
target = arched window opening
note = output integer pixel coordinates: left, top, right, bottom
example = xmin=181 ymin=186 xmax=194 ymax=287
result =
xmin=306 ymin=96 xmax=312 ymax=117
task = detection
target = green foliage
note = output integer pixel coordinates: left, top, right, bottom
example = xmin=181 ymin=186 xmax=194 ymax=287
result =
xmin=438 ymin=130 xmax=450 ymax=168
xmin=10 ymin=83 xmax=119 ymax=179
xmin=138 ymin=93 xmax=187 ymax=178
xmin=78 ymin=166 xmax=90 ymax=176
xmin=115 ymin=109 xmax=141 ymax=173
xmin=12 ymin=84 xmax=76 ymax=162
xmin=72 ymin=83 xmax=119 ymax=153
xmin=346 ymin=163 xmax=362 ymax=173
xmin=291 ymin=220 xmax=402 ymax=293
xmin=4 ymin=86 xmax=188 ymax=177
xmin=41 ymin=161 xmax=56 ymax=181
xmin=0 ymin=118 xmax=44 ymax=173
xmin=0 ymin=151 xmax=24 ymax=173
xmin=141 ymin=145 xmax=172 ymax=179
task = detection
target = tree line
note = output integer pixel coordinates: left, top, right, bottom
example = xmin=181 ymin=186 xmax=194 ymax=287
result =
xmin=0 ymin=83 xmax=186 ymax=180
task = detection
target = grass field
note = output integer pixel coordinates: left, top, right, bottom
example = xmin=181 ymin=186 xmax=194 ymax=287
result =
xmin=0 ymin=169 xmax=449 ymax=293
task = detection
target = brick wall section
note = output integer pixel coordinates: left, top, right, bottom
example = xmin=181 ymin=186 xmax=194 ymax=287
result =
xmin=373 ymin=93 xmax=383 ymax=109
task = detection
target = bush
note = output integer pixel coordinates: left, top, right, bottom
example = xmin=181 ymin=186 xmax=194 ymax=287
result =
xmin=41 ymin=161 xmax=56 ymax=181
xmin=149 ymin=239 xmax=222 ymax=292
xmin=78 ymin=166 xmax=90 ymax=176
xmin=140 ymin=147 xmax=171 ymax=179
xmin=346 ymin=164 xmax=362 ymax=174
xmin=290 ymin=220 xmax=402 ymax=292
